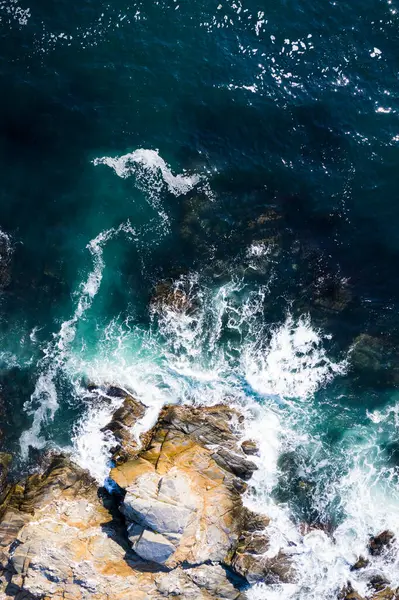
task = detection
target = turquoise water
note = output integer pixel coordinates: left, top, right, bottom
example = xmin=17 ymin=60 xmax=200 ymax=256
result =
xmin=1 ymin=0 xmax=399 ymax=597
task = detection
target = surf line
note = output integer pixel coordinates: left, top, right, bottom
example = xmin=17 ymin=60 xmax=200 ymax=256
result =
xmin=20 ymin=221 xmax=137 ymax=457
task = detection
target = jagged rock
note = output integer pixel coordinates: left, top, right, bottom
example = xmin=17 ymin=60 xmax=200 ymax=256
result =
xmin=370 ymin=575 xmax=391 ymax=592
xmin=232 ymin=549 xmax=293 ymax=585
xmin=212 ymin=447 xmax=257 ymax=481
xmin=185 ymin=564 xmax=244 ymax=599
xmin=241 ymin=440 xmax=259 ymax=456
xmin=101 ymin=392 xmax=146 ymax=461
xmin=155 ymin=564 xmax=244 ymax=599
xmin=0 ymin=453 xmax=248 ymax=600
xmin=339 ymin=583 xmax=365 ymax=600
xmin=369 ymin=530 xmax=395 ymax=556
xmin=0 ymin=401 xmax=279 ymax=599
xmin=110 ymin=403 xmax=275 ymax=584
xmin=112 ymin=405 xmax=255 ymax=569
xmin=350 ymin=555 xmax=369 ymax=570
xmin=371 ymin=589 xmax=399 ymax=600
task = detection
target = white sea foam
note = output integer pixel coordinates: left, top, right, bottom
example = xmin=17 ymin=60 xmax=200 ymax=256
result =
xmin=70 ymin=386 xmax=128 ymax=484
xmin=93 ymin=148 xmax=210 ymax=230
xmin=20 ymin=222 xmax=137 ymax=458
xmin=242 ymin=314 xmax=346 ymax=400
xmin=94 ymin=149 xmax=201 ymax=196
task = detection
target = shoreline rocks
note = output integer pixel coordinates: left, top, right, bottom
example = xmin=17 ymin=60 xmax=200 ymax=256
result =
xmin=0 ymin=393 xmax=398 ymax=599
xmin=0 ymin=400 xmax=277 ymax=599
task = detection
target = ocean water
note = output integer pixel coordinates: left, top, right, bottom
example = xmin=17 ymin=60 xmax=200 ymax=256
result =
xmin=1 ymin=0 xmax=399 ymax=597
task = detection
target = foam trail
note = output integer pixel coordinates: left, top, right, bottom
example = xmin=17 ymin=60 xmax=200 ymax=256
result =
xmin=20 ymin=222 xmax=137 ymax=457
xmin=93 ymin=148 xmax=201 ymax=195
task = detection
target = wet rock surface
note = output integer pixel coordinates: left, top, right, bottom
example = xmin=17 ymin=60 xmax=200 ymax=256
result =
xmin=0 ymin=401 xmax=278 ymax=599
xmin=368 ymin=530 xmax=395 ymax=556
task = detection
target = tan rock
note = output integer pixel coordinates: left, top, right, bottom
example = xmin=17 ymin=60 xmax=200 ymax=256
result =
xmin=371 ymin=588 xmax=399 ymax=600
xmin=111 ymin=404 xmax=263 ymax=572
xmin=0 ymin=403 xmax=266 ymax=599
xmin=338 ymin=583 xmax=365 ymax=600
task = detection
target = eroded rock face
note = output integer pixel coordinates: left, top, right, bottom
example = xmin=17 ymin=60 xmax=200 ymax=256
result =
xmin=0 ymin=453 xmax=248 ymax=600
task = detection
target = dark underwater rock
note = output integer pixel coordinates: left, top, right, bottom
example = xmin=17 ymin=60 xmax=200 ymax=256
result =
xmin=150 ymin=279 xmax=197 ymax=315
xmin=350 ymin=334 xmax=386 ymax=373
xmin=313 ymin=277 xmax=353 ymax=315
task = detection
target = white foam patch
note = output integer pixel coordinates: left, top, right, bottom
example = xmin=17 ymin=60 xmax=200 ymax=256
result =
xmin=0 ymin=0 xmax=31 ymax=26
xmin=94 ymin=148 xmax=201 ymax=196
xmin=242 ymin=314 xmax=346 ymax=400
xmin=70 ymin=386 xmax=127 ymax=484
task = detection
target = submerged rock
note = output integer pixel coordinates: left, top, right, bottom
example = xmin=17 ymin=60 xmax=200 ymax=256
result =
xmin=350 ymin=334 xmax=386 ymax=373
xmin=313 ymin=277 xmax=353 ymax=315
xmin=150 ymin=280 xmax=196 ymax=315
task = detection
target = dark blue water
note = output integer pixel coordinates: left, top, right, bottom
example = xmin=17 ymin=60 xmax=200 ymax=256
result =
xmin=1 ymin=0 xmax=399 ymax=597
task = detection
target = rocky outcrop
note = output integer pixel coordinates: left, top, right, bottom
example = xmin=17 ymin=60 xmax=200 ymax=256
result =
xmin=339 ymin=584 xmax=399 ymax=600
xmin=368 ymin=530 xmax=395 ymax=556
xmin=101 ymin=391 xmax=146 ymax=462
xmin=111 ymin=404 xmax=263 ymax=572
xmin=0 ymin=400 xmax=277 ymax=599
